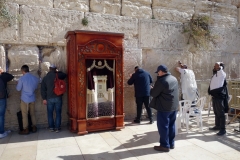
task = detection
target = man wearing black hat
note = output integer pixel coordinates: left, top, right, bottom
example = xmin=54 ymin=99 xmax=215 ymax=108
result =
xmin=127 ymin=66 xmax=153 ymax=124
xmin=41 ymin=64 xmax=67 ymax=133
xmin=150 ymin=65 xmax=179 ymax=152
xmin=208 ymin=62 xmax=228 ymax=136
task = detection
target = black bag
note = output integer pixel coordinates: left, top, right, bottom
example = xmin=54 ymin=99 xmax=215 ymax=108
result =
xmin=0 ymin=77 xmax=6 ymax=99
xmin=17 ymin=111 xmax=32 ymax=131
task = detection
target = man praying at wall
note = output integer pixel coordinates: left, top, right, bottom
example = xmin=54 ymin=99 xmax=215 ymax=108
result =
xmin=208 ymin=62 xmax=229 ymax=136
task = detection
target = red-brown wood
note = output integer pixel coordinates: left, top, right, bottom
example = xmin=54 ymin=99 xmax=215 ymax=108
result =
xmin=65 ymin=30 xmax=125 ymax=135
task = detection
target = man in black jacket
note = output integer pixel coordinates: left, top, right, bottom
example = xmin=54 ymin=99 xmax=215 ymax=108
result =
xmin=150 ymin=65 xmax=178 ymax=152
xmin=208 ymin=62 xmax=228 ymax=136
xmin=127 ymin=66 xmax=153 ymax=124
xmin=0 ymin=68 xmax=14 ymax=139
xmin=41 ymin=64 xmax=67 ymax=133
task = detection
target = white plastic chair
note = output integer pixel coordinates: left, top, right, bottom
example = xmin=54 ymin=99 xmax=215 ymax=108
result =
xmin=208 ymin=95 xmax=232 ymax=122
xmin=178 ymin=100 xmax=192 ymax=128
xmin=186 ymin=96 xmax=206 ymax=133
xmin=175 ymin=112 xmax=181 ymax=135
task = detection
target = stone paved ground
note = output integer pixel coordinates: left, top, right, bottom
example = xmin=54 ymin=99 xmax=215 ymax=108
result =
xmin=0 ymin=111 xmax=240 ymax=160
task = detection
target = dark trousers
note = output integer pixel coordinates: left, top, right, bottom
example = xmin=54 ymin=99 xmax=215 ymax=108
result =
xmin=212 ymin=97 xmax=226 ymax=130
xmin=135 ymin=96 xmax=152 ymax=121
xmin=157 ymin=111 xmax=177 ymax=148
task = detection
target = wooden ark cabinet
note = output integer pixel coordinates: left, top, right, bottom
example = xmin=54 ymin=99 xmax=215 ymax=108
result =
xmin=65 ymin=30 xmax=125 ymax=135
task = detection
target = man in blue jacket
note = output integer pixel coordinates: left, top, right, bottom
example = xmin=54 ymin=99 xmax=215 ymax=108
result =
xmin=127 ymin=66 xmax=153 ymax=124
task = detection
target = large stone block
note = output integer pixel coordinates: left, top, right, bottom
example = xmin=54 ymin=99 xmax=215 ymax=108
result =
xmin=152 ymin=0 xmax=195 ymax=22
xmin=211 ymin=3 xmax=238 ymax=27
xmin=210 ymin=27 xmax=240 ymax=52
xmin=139 ymin=19 xmax=186 ymax=49
xmin=41 ymin=46 xmax=67 ymax=78
xmin=0 ymin=45 xmax=6 ymax=71
xmin=142 ymin=49 xmax=191 ymax=82
xmin=54 ymin=0 xmax=89 ymax=12
xmin=124 ymin=87 xmax=136 ymax=119
xmin=122 ymin=0 xmax=152 ymax=19
xmin=20 ymin=5 xmax=84 ymax=45
xmin=124 ymin=48 xmax=142 ymax=87
xmin=90 ymin=0 xmax=121 ymax=15
xmin=0 ymin=3 xmax=19 ymax=44
xmin=8 ymin=0 xmax=53 ymax=7
xmin=8 ymin=45 xmax=39 ymax=80
xmin=85 ymin=12 xmax=138 ymax=39
xmin=195 ymin=1 xmax=214 ymax=15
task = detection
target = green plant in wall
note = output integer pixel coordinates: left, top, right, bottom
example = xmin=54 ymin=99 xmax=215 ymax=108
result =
xmin=0 ymin=0 xmax=19 ymax=27
xmin=183 ymin=14 xmax=217 ymax=49
xmin=82 ymin=17 xmax=88 ymax=26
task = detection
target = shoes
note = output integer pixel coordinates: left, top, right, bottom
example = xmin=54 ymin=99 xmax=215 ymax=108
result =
xmin=55 ymin=128 xmax=61 ymax=133
xmin=19 ymin=128 xmax=29 ymax=135
xmin=32 ymin=126 xmax=37 ymax=133
xmin=49 ymin=128 xmax=55 ymax=132
xmin=149 ymin=120 xmax=154 ymax=124
xmin=0 ymin=132 xmax=8 ymax=139
xmin=133 ymin=119 xmax=140 ymax=123
xmin=217 ymin=130 xmax=226 ymax=136
xmin=170 ymin=146 xmax=175 ymax=149
xmin=209 ymin=126 xmax=220 ymax=131
xmin=154 ymin=146 xmax=170 ymax=152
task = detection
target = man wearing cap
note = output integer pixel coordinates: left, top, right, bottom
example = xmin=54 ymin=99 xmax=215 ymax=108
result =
xmin=16 ymin=65 xmax=39 ymax=135
xmin=176 ymin=61 xmax=198 ymax=106
xmin=41 ymin=64 xmax=67 ymax=133
xmin=208 ymin=62 xmax=228 ymax=136
xmin=127 ymin=66 xmax=153 ymax=124
xmin=150 ymin=65 xmax=178 ymax=152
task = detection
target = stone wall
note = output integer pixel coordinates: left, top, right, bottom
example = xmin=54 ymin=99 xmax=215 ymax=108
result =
xmin=1 ymin=0 xmax=240 ymax=130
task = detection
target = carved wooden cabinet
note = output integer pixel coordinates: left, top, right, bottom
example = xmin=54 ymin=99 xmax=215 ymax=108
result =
xmin=65 ymin=30 xmax=125 ymax=135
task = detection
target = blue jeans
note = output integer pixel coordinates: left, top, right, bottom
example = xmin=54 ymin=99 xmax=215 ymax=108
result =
xmin=0 ymin=99 xmax=6 ymax=134
xmin=157 ymin=111 xmax=177 ymax=148
xmin=47 ymin=97 xmax=62 ymax=129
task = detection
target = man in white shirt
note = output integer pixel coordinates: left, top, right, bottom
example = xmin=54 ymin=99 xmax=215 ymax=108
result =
xmin=176 ymin=61 xmax=198 ymax=105
xmin=208 ymin=62 xmax=228 ymax=136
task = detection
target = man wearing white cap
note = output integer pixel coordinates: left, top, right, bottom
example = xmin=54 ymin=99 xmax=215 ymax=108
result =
xmin=208 ymin=62 xmax=229 ymax=136
xmin=41 ymin=64 xmax=67 ymax=133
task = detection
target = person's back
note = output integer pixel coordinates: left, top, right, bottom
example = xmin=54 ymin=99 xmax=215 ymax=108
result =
xmin=127 ymin=67 xmax=153 ymax=124
xmin=17 ymin=73 xmax=39 ymax=103
xmin=41 ymin=64 xmax=67 ymax=132
xmin=41 ymin=70 xmax=66 ymax=100
xmin=151 ymin=72 xmax=179 ymax=112
xmin=180 ymin=68 xmax=197 ymax=101
xmin=128 ymin=69 xmax=152 ymax=97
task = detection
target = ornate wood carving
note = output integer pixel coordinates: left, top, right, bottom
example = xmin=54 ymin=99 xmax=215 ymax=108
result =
xmin=65 ymin=30 xmax=125 ymax=135
xmin=79 ymin=40 xmax=121 ymax=55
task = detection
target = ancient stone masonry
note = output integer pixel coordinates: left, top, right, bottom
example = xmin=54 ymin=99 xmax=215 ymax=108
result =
xmin=54 ymin=0 xmax=89 ymax=12
xmin=90 ymin=0 xmax=121 ymax=15
xmin=1 ymin=0 xmax=240 ymax=129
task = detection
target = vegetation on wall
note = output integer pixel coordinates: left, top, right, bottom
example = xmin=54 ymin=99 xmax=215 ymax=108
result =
xmin=0 ymin=0 xmax=19 ymax=27
xmin=82 ymin=17 xmax=88 ymax=26
xmin=183 ymin=15 xmax=217 ymax=49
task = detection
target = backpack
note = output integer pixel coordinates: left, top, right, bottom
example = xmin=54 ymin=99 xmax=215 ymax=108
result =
xmin=0 ymin=77 xmax=6 ymax=99
xmin=53 ymin=73 xmax=66 ymax=96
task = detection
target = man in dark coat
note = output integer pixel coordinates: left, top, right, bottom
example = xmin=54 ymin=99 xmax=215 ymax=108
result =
xmin=41 ymin=64 xmax=67 ymax=133
xmin=208 ymin=62 xmax=228 ymax=136
xmin=0 ymin=68 xmax=14 ymax=139
xmin=127 ymin=66 xmax=153 ymax=124
xmin=150 ymin=65 xmax=179 ymax=152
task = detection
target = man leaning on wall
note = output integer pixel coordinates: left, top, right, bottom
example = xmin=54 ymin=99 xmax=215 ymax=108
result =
xmin=41 ymin=64 xmax=67 ymax=133
xmin=16 ymin=65 xmax=39 ymax=135
xmin=127 ymin=66 xmax=153 ymax=124
xmin=0 ymin=68 xmax=14 ymax=139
